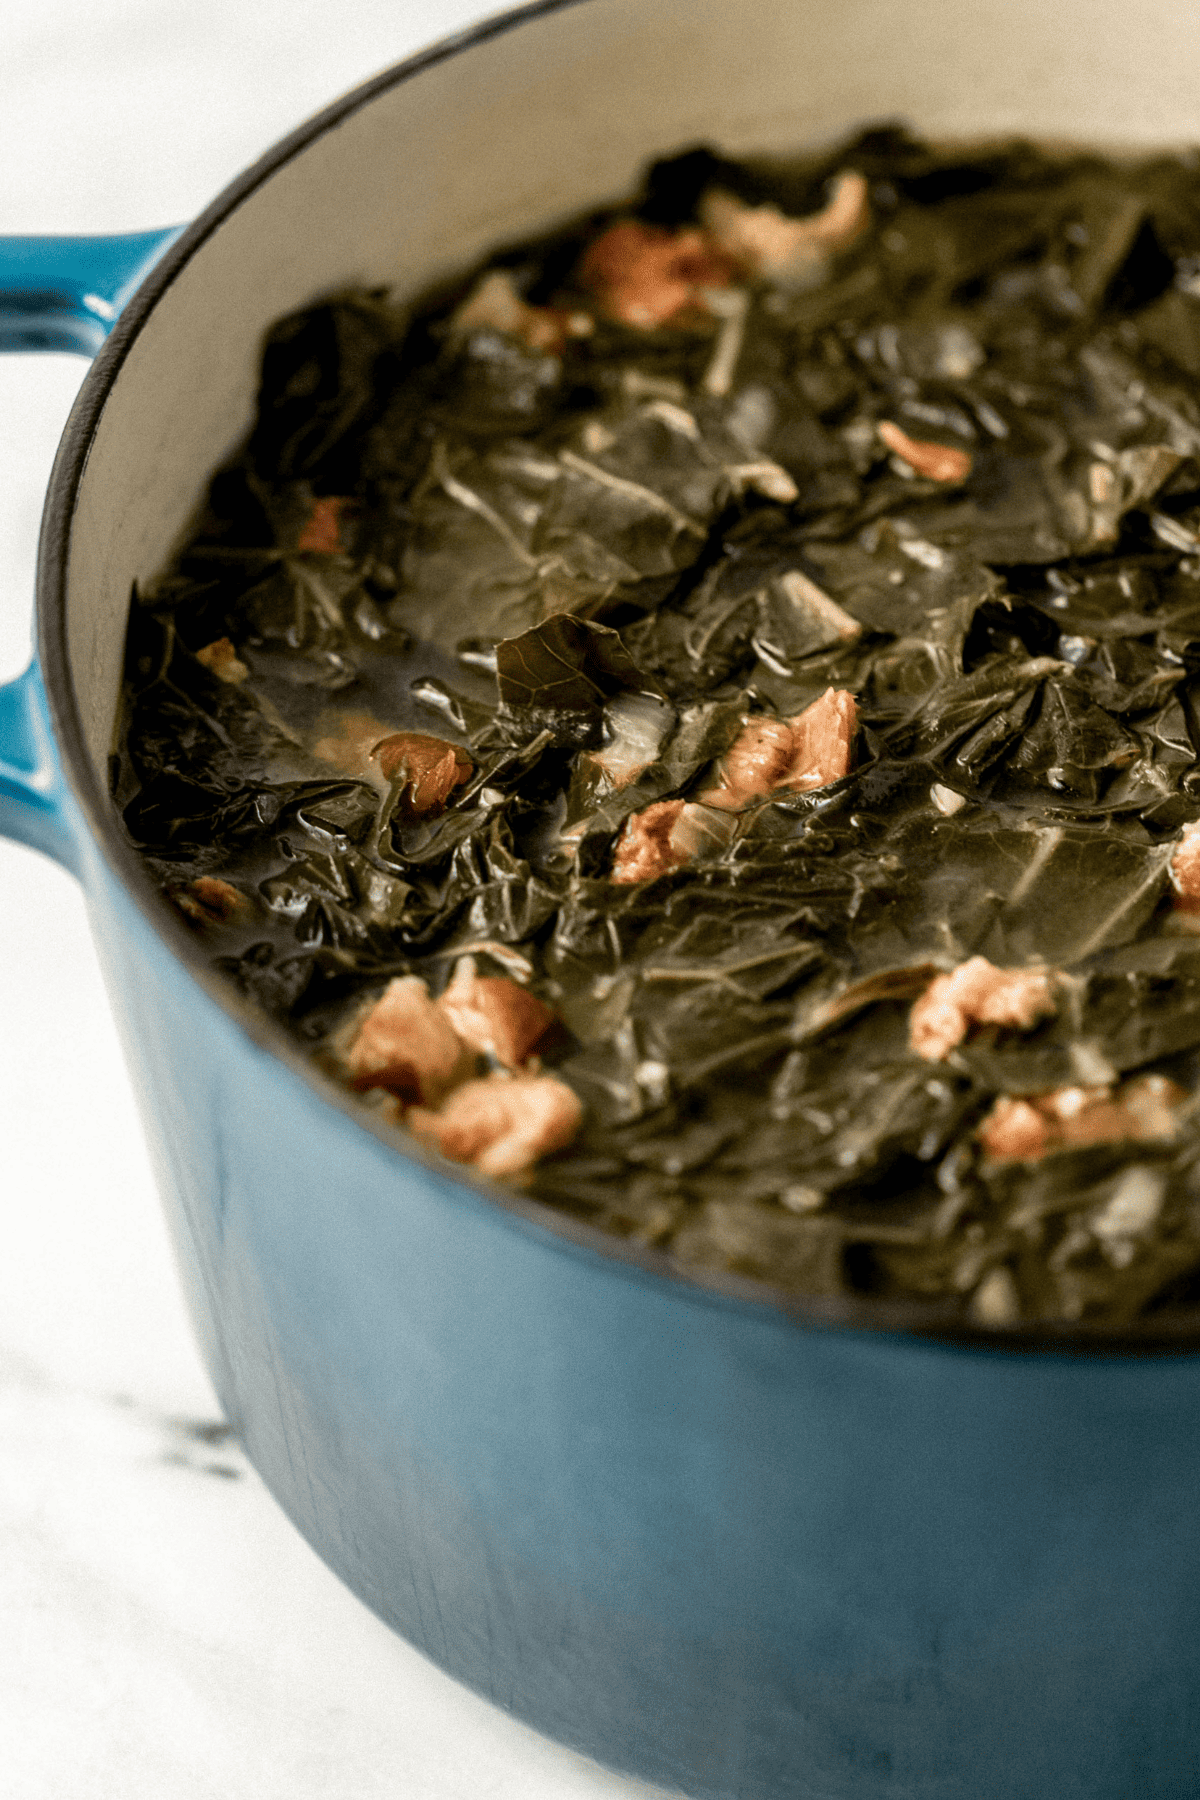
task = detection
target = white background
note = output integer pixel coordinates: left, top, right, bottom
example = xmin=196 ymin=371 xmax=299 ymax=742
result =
xmin=0 ymin=5 xmax=673 ymax=1796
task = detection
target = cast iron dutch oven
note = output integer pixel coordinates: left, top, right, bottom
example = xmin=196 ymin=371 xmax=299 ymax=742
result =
xmin=4 ymin=3 xmax=1200 ymax=1795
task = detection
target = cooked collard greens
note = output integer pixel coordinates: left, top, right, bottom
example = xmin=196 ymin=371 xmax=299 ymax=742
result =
xmin=114 ymin=128 xmax=1200 ymax=1327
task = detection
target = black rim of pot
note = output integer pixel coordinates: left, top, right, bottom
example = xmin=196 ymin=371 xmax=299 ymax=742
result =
xmin=34 ymin=0 xmax=1200 ymax=1355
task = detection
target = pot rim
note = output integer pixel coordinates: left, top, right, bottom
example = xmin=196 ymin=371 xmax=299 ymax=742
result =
xmin=34 ymin=0 xmax=1200 ymax=1357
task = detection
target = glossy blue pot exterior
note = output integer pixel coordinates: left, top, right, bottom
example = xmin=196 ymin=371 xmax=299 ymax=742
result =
xmin=5 ymin=10 xmax=1200 ymax=1796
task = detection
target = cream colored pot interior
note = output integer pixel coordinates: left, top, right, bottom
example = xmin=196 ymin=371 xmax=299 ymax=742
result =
xmin=65 ymin=0 xmax=1200 ymax=779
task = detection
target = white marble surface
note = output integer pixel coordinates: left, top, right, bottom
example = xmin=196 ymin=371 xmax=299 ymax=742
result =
xmin=0 ymin=6 xmax=674 ymax=1795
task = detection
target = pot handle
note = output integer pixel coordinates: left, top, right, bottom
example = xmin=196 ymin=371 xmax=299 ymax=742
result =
xmin=0 ymin=227 xmax=182 ymax=870
xmin=0 ymin=227 xmax=182 ymax=354
xmin=0 ymin=662 xmax=80 ymax=873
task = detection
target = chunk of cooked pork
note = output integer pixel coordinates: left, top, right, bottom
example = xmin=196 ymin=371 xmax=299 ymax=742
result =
xmin=877 ymin=421 xmax=972 ymax=484
xmin=909 ymin=957 xmax=1057 ymax=1061
xmin=702 ymin=689 xmax=858 ymax=809
xmin=577 ymin=221 xmax=738 ymax=328
xmin=979 ymin=1075 xmax=1183 ymax=1162
xmin=371 ymin=732 xmax=473 ymax=817
xmin=610 ymin=799 xmax=735 ymax=884
xmin=407 ymin=1072 xmax=583 ymax=1177
xmin=437 ymin=958 xmax=560 ymax=1068
xmin=347 ymin=976 xmax=475 ymax=1104
xmin=170 ymin=876 xmax=245 ymax=925
xmin=297 ymin=496 xmax=351 ymax=554
xmin=195 ymin=638 xmax=249 ymax=684
xmin=700 ymin=170 xmax=870 ymax=280
xmin=1170 ymin=820 xmax=1200 ymax=912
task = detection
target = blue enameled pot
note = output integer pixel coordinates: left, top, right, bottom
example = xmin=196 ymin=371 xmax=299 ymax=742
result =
xmin=5 ymin=3 xmax=1200 ymax=1795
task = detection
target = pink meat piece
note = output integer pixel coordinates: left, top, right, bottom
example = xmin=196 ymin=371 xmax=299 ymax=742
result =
xmin=702 ymin=689 xmax=858 ymax=809
xmin=436 ymin=959 xmax=560 ymax=1068
xmin=610 ymin=799 xmax=734 ymax=884
xmin=372 ymin=732 xmax=473 ymax=817
xmin=978 ymin=1097 xmax=1050 ymax=1162
xmin=347 ymin=976 xmax=474 ymax=1105
xmin=610 ymin=799 xmax=689 ymax=883
xmin=297 ymin=496 xmax=351 ymax=554
xmin=195 ymin=637 xmax=249 ymax=684
xmin=1170 ymin=821 xmax=1200 ymax=913
xmin=191 ymin=876 xmax=242 ymax=919
xmin=577 ymin=221 xmax=739 ymax=329
xmin=878 ymin=420 xmax=972 ymax=484
xmin=702 ymin=716 xmax=796 ymax=810
xmin=782 ymin=688 xmax=859 ymax=791
xmin=1112 ymin=1074 xmax=1185 ymax=1142
xmin=171 ymin=876 xmax=245 ymax=925
xmin=909 ymin=956 xmax=1057 ymax=1062
xmin=803 ymin=170 xmax=872 ymax=247
xmin=979 ymin=1075 xmax=1183 ymax=1163
xmin=407 ymin=1072 xmax=583 ymax=1177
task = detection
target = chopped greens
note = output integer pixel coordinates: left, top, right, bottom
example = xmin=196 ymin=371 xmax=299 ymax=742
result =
xmin=113 ymin=127 xmax=1200 ymax=1327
